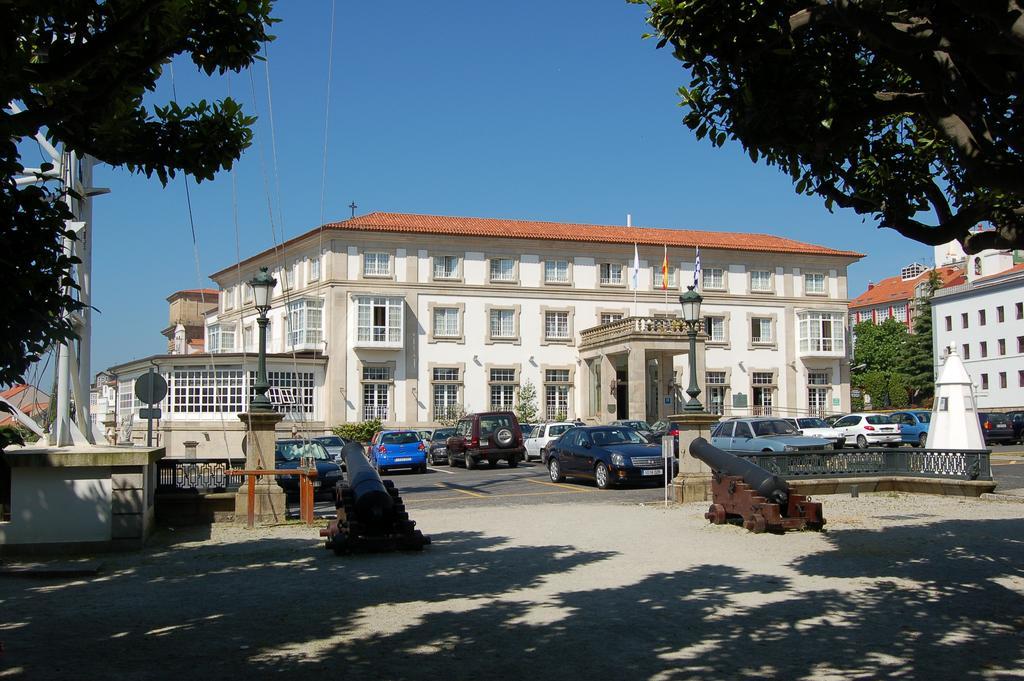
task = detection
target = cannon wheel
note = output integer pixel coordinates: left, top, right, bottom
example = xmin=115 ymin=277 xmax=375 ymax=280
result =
xmin=750 ymin=513 xmax=768 ymax=534
xmin=707 ymin=504 xmax=727 ymax=525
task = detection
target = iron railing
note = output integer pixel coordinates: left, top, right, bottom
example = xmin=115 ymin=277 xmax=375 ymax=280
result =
xmin=156 ymin=458 xmax=245 ymax=492
xmin=733 ymin=448 xmax=992 ymax=481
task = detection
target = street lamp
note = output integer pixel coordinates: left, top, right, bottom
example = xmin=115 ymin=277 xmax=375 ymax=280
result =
xmin=248 ymin=266 xmax=277 ymax=413
xmin=679 ymin=285 xmax=704 ymax=412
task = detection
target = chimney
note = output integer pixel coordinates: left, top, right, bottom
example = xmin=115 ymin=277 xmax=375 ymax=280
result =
xmin=867 ymin=282 xmax=875 ymax=290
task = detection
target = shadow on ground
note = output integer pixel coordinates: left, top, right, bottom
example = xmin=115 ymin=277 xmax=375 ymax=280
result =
xmin=1 ymin=516 xmax=1022 ymax=680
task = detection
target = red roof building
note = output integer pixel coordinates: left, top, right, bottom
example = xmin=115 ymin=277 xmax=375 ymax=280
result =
xmin=849 ymin=265 xmax=966 ymax=331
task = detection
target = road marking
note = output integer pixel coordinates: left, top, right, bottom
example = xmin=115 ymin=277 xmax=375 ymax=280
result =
xmin=992 ymin=461 xmax=1019 ymax=466
xmin=525 ymin=478 xmax=597 ymax=493
xmin=434 ymin=482 xmax=487 ymax=498
xmin=406 ymin=490 xmax=592 ymax=504
xmin=426 ymin=466 xmax=457 ymax=475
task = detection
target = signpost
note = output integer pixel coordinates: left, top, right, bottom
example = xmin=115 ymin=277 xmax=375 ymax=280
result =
xmin=662 ymin=435 xmax=674 ymax=507
xmin=134 ymin=368 xmax=168 ymax=447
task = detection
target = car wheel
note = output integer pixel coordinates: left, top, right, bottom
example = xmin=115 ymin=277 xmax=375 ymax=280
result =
xmin=918 ymin=433 xmax=927 ymax=448
xmin=595 ymin=462 xmax=612 ymax=490
xmin=832 ymin=442 xmax=843 ymax=450
xmin=507 ymin=456 xmax=518 ymax=468
xmin=548 ymin=458 xmax=565 ymax=483
xmin=856 ymin=435 xmax=868 ymax=449
xmin=444 ymin=454 xmax=452 ymax=466
xmin=465 ymin=454 xmax=476 ymax=470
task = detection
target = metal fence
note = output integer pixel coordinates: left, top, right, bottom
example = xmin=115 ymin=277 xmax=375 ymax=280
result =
xmin=156 ymin=458 xmax=245 ymax=492
xmin=735 ymin=448 xmax=992 ymax=481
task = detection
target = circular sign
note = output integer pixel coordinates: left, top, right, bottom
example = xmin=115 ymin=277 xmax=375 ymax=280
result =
xmin=134 ymin=372 xmax=168 ymax=404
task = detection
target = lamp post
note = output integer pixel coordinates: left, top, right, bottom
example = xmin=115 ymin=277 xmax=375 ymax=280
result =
xmin=248 ymin=266 xmax=276 ymax=413
xmin=679 ymin=285 xmax=704 ymax=413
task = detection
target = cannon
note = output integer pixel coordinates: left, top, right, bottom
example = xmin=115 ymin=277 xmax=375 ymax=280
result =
xmin=689 ymin=437 xmax=825 ymax=534
xmin=320 ymin=442 xmax=431 ymax=554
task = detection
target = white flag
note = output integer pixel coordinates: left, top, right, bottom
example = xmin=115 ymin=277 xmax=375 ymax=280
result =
xmin=693 ymin=247 xmax=702 ymax=289
xmin=631 ymin=243 xmax=640 ymax=290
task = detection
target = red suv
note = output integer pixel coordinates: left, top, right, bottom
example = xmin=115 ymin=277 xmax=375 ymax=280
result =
xmin=446 ymin=412 xmax=525 ymax=469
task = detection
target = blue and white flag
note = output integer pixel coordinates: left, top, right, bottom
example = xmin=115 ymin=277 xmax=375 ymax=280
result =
xmin=693 ymin=246 xmax=702 ymax=289
xmin=631 ymin=243 xmax=640 ymax=290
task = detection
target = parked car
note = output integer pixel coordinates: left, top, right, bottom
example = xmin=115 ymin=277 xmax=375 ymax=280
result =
xmin=545 ymin=426 xmax=675 ymax=490
xmin=649 ymin=419 xmax=686 ymax=455
xmin=610 ymin=419 xmax=656 ymax=441
xmin=446 ymin=411 xmax=526 ymax=469
xmin=525 ymin=422 xmax=576 ymax=463
xmin=274 ymin=439 xmax=342 ymax=496
xmin=427 ymin=427 xmax=457 ymax=465
xmin=1007 ymin=411 xmax=1024 ymax=443
xmin=823 ymin=414 xmax=846 ymax=427
xmin=369 ymin=430 xmax=428 ymax=473
xmin=312 ymin=435 xmax=350 ymax=465
xmin=417 ymin=429 xmax=434 ymax=443
xmin=888 ymin=410 xmax=931 ymax=447
xmin=710 ymin=418 xmax=832 ymax=453
xmin=831 ymin=413 xmax=902 ymax=448
xmin=781 ymin=417 xmax=846 ymax=449
xmin=978 ymin=412 xmax=1016 ymax=445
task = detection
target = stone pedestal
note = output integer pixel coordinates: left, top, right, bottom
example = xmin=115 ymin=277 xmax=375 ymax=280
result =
xmin=668 ymin=411 xmax=721 ymax=503
xmin=234 ymin=411 xmax=286 ymax=524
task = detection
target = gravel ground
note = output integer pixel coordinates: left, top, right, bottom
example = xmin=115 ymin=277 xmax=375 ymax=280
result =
xmin=2 ymin=493 xmax=1023 ymax=680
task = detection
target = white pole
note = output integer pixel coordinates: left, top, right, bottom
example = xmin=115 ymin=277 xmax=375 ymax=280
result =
xmin=75 ymin=155 xmax=95 ymax=442
xmin=52 ymin=148 xmax=76 ymax=446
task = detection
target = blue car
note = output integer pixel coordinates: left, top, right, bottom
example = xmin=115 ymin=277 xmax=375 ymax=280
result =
xmin=370 ymin=430 xmax=428 ymax=473
xmin=710 ymin=418 xmax=832 ymax=453
xmin=274 ymin=439 xmax=343 ymax=496
xmin=888 ymin=411 xmax=931 ymax=447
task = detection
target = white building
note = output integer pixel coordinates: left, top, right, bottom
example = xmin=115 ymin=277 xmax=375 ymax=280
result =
xmin=932 ymin=263 xmax=1024 ymax=410
xmin=108 ymin=212 xmax=862 ymax=458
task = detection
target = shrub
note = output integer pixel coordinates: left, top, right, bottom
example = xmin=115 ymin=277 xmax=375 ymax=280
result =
xmin=332 ymin=419 xmax=383 ymax=444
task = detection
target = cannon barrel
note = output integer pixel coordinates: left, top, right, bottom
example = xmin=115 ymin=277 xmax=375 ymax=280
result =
xmin=689 ymin=437 xmax=789 ymax=506
xmin=342 ymin=442 xmax=395 ymax=530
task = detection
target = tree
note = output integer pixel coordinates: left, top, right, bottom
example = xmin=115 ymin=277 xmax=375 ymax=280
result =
xmin=514 ymin=380 xmax=539 ymax=424
xmin=853 ymin=318 xmax=910 ymax=374
xmin=632 ymin=1 xmax=1024 ymax=252
xmin=0 ymin=1 xmax=277 ymax=386
xmin=903 ymin=270 xmax=943 ymax=403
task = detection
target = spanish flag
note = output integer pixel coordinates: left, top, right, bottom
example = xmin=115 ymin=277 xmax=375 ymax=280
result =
xmin=661 ymin=245 xmax=668 ymax=290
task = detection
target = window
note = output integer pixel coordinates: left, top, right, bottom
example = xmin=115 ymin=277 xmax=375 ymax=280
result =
xmin=893 ymin=304 xmax=907 ymax=322
xmin=208 ymin=324 xmax=236 ymax=353
xmin=704 ymin=316 xmax=725 ymax=343
xmin=751 ymin=317 xmax=773 ymax=344
xmin=963 ymin=344 xmax=970 ymax=359
xmin=945 ymin=316 xmax=952 ymax=331
xmin=433 ymin=255 xmax=459 ymax=280
xmin=545 ymin=311 xmax=570 ymax=340
xmin=355 ymin=296 xmax=403 ymax=344
xmin=807 ymin=371 xmax=830 ymax=417
xmin=999 ymin=339 xmax=1006 ymax=355
xmin=751 ymin=372 xmax=774 ymax=415
xmin=600 ymin=312 xmax=624 ymax=325
xmin=1000 ymin=372 xmax=1007 ymax=389
xmin=798 ymin=312 xmax=845 ymax=353
xmin=1018 ymin=302 xmax=1023 ymax=320
xmin=1020 ymin=370 xmax=1024 ymax=388
xmin=286 ymin=299 xmax=323 ymax=347
xmin=877 ymin=307 xmax=891 ymax=322
xmin=243 ymin=285 xmax=253 ymax=305
xmin=706 ymin=371 xmax=727 ymax=415
xmin=544 ymin=259 xmax=570 ymax=284
xmin=223 ymin=287 xmax=234 ymax=310
xmin=703 ymin=267 xmax=725 ymax=290
xmin=980 ymin=341 xmax=988 ymax=358
xmin=362 ymin=366 xmax=391 ymax=420
xmin=653 ymin=265 xmax=677 ymax=289
xmin=432 ymin=367 xmax=461 ymax=421
xmin=1019 ymin=336 xmax=1024 ymax=353
xmin=961 ymin=312 xmax=969 ymax=328
xmin=258 ymin=370 xmax=315 ymax=415
xmin=363 ymin=252 xmax=391 ymax=277
xmin=544 ymin=369 xmax=571 ymax=421
xmin=804 ymin=273 xmax=826 ymax=294
xmin=489 ymin=309 xmax=516 ymax=339
xmin=284 ymin=263 xmax=296 ymax=290
xmin=751 ymin=270 xmax=772 ymax=292
xmin=979 ymin=309 xmax=987 ymax=326
xmin=599 ymin=263 xmax=624 ymax=285
xmin=169 ymin=367 xmax=244 ymax=414
xmin=997 ymin=306 xmax=1005 ymax=323
xmin=310 ymin=256 xmax=321 ymax=282
xmin=981 ymin=373 xmax=989 ymax=390
xmin=489 ymin=258 xmax=516 ymax=282
xmin=433 ymin=307 xmax=460 ymax=338
xmin=243 ymin=324 xmax=255 ymax=352
xmin=489 ymin=368 xmax=517 ymax=411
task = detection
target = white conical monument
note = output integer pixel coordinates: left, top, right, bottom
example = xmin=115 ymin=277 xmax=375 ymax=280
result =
xmin=927 ymin=345 xmax=984 ymax=449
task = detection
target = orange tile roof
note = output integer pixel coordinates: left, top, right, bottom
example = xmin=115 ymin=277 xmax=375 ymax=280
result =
xmin=1 ymin=384 xmax=28 ymax=400
xmin=211 ymin=212 xmax=862 ymax=278
xmin=974 ymin=262 xmax=1024 ymax=284
xmin=849 ymin=266 xmax=965 ymax=309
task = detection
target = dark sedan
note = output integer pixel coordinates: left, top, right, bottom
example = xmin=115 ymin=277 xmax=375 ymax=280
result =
xmin=546 ymin=426 xmax=674 ymax=490
xmin=274 ymin=439 xmax=342 ymax=497
xmin=312 ymin=435 xmax=350 ymax=465
xmin=979 ymin=412 xmax=1016 ymax=445
xmin=427 ymin=427 xmax=457 ymax=465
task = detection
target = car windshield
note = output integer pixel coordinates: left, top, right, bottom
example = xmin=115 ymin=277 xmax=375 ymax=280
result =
xmin=913 ymin=412 xmax=931 ymax=423
xmin=797 ymin=418 xmax=828 ymax=429
xmin=622 ymin=421 xmax=650 ymax=430
xmin=316 ymin=436 xmax=344 ymax=446
xmin=381 ymin=432 xmax=421 ymax=445
xmin=479 ymin=414 xmax=515 ymax=436
xmin=590 ymin=428 xmax=646 ymax=446
xmin=865 ymin=415 xmax=894 ymax=425
xmin=751 ymin=420 xmax=799 ymax=436
xmin=275 ymin=441 xmax=329 ymax=461
xmin=431 ymin=429 xmax=456 ymax=442
xmin=983 ymin=413 xmax=1010 ymax=426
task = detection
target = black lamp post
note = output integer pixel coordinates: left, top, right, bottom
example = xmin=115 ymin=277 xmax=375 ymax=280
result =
xmin=679 ymin=285 xmax=704 ymax=412
xmin=248 ymin=266 xmax=277 ymax=413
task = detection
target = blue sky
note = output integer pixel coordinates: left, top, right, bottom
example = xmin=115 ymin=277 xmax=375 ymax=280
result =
xmin=38 ymin=0 xmax=934 ymax=385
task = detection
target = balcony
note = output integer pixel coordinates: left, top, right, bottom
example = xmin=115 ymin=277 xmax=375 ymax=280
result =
xmin=578 ymin=316 xmax=696 ymax=351
xmin=797 ymin=312 xmax=846 ymax=359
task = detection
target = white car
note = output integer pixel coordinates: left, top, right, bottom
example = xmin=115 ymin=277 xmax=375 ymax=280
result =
xmin=782 ymin=417 xmax=846 ymax=449
xmin=831 ymin=413 xmax=902 ymax=448
xmin=524 ymin=422 xmax=576 ymax=462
